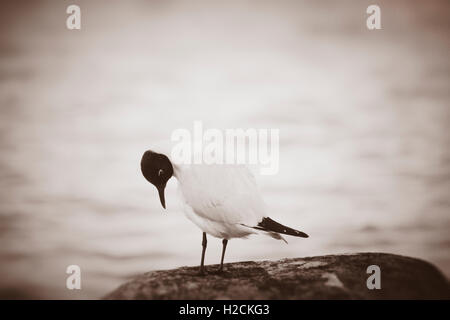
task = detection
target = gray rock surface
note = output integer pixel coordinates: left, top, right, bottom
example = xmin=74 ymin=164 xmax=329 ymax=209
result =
xmin=105 ymin=253 xmax=449 ymax=299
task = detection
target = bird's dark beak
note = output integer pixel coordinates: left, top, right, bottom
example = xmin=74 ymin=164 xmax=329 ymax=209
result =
xmin=157 ymin=185 xmax=166 ymax=209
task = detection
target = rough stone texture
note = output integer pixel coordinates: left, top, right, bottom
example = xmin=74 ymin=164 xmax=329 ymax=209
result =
xmin=105 ymin=253 xmax=450 ymax=299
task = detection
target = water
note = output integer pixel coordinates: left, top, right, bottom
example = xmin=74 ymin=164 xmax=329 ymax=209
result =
xmin=0 ymin=0 xmax=449 ymax=299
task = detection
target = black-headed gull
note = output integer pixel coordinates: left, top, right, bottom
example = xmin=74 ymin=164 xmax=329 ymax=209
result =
xmin=140 ymin=150 xmax=308 ymax=274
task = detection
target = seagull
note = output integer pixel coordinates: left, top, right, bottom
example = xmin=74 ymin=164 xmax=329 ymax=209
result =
xmin=140 ymin=149 xmax=308 ymax=274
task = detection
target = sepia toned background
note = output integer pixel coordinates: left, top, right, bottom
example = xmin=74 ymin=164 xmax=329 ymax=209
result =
xmin=0 ymin=0 xmax=449 ymax=299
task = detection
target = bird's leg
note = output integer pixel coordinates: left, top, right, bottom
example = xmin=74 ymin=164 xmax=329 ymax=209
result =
xmin=219 ymin=239 xmax=228 ymax=272
xmin=199 ymin=232 xmax=207 ymax=275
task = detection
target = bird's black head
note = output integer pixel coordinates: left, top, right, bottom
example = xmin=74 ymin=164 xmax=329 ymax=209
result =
xmin=140 ymin=150 xmax=174 ymax=209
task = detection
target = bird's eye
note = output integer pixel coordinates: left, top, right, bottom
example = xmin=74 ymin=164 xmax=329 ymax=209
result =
xmin=158 ymin=169 xmax=164 ymax=177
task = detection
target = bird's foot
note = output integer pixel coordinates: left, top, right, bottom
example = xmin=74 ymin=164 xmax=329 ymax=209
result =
xmin=197 ymin=267 xmax=206 ymax=276
xmin=209 ymin=266 xmax=226 ymax=275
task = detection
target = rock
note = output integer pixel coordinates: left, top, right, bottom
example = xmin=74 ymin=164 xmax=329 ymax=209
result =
xmin=104 ymin=253 xmax=449 ymax=299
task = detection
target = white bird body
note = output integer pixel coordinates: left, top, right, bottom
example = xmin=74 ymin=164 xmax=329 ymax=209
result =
xmin=173 ymin=163 xmax=264 ymax=239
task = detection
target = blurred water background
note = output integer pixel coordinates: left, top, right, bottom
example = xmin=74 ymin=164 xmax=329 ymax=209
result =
xmin=0 ymin=0 xmax=449 ymax=299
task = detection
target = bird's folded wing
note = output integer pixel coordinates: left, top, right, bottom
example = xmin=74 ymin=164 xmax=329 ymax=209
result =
xmin=179 ymin=164 xmax=266 ymax=226
xmin=192 ymin=192 xmax=265 ymax=226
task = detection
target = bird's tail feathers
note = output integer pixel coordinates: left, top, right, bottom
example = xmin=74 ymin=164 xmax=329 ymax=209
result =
xmin=253 ymin=217 xmax=309 ymax=238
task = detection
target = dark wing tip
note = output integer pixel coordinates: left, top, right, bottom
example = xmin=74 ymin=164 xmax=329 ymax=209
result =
xmin=254 ymin=217 xmax=309 ymax=238
xmin=293 ymin=229 xmax=309 ymax=238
